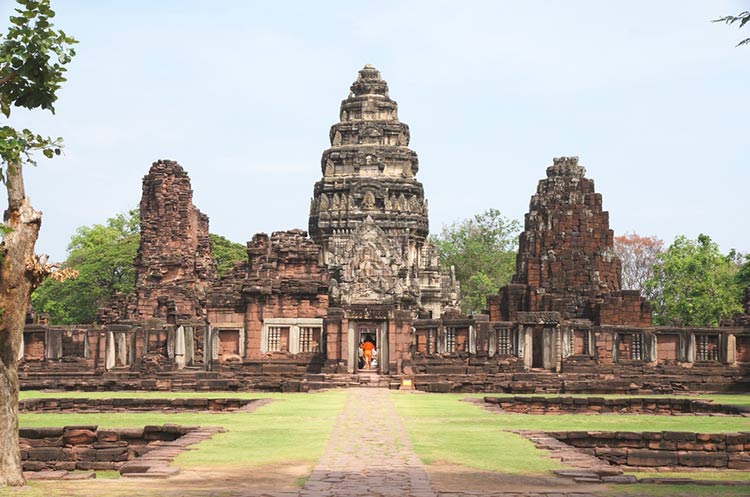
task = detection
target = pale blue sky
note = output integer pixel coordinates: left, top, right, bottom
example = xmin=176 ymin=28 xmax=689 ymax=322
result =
xmin=2 ymin=1 xmax=749 ymax=262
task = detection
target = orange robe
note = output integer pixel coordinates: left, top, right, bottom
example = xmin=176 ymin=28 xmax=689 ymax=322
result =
xmin=362 ymin=341 xmax=375 ymax=359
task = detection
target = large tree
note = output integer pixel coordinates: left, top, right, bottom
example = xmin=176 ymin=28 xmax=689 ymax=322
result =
xmin=645 ymin=234 xmax=743 ymax=327
xmin=613 ymin=232 xmax=663 ymax=300
xmin=433 ymin=208 xmax=521 ymax=314
xmin=32 ymin=210 xmax=139 ymax=324
xmin=0 ymin=0 xmax=76 ymax=486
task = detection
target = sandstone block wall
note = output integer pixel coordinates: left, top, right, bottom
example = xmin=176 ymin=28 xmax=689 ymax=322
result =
xmin=484 ymin=396 xmax=750 ymax=415
xmin=550 ymin=431 xmax=750 ymax=470
xmin=19 ymin=425 xmax=193 ymax=472
xmin=19 ymin=397 xmax=257 ymax=413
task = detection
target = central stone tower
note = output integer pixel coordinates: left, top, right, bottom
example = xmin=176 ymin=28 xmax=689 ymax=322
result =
xmin=309 ymin=64 xmax=457 ymax=318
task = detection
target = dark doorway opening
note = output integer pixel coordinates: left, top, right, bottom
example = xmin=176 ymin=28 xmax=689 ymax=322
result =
xmin=532 ymin=328 xmax=544 ymax=369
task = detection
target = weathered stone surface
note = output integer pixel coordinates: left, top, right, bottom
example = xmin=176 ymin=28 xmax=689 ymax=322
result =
xmin=626 ymin=449 xmax=678 ymax=467
xmin=134 ymin=159 xmax=216 ymax=322
xmin=63 ymin=428 xmax=97 ymax=445
xmin=677 ymin=450 xmax=728 ymax=467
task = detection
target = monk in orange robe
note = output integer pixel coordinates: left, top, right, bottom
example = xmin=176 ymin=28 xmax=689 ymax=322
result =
xmin=361 ymin=339 xmax=375 ymax=369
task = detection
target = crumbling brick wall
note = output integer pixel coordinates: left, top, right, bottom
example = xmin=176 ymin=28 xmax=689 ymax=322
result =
xmin=134 ymin=160 xmax=216 ymax=322
xmin=492 ymin=157 xmax=651 ymax=326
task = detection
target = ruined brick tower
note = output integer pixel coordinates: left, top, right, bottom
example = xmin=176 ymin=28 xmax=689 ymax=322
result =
xmin=492 ymin=156 xmax=651 ymax=326
xmin=134 ymin=160 xmax=216 ymax=323
xmin=309 ymin=64 xmax=458 ymax=317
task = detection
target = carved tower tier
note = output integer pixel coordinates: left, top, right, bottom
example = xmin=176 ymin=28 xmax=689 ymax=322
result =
xmin=309 ymin=64 xmax=458 ymax=317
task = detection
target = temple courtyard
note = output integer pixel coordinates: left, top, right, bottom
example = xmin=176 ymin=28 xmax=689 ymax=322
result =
xmin=8 ymin=389 xmax=750 ymax=497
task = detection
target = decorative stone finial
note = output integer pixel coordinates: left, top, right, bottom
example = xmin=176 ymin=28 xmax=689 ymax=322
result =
xmin=351 ymin=64 xmax=387 ymax=96
xmin=547 ymin=156 xmax=585 ymax=177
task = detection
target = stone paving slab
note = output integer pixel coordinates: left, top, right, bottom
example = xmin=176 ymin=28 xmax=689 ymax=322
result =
xmin=299 ymin=388 xmax=437 ymax=497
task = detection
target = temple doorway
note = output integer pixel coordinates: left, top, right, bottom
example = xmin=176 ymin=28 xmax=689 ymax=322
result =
xmin=531 ymin=328 xmax=544 ymax=369
xmin=358 ymin=324 xmax=379 ymax=372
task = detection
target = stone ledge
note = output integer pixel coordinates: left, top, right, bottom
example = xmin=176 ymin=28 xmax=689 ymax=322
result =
xmin=20 ymin=397 xmax=262 ymax=413
xmin=485 ymin=396 xmax=750 ymax=416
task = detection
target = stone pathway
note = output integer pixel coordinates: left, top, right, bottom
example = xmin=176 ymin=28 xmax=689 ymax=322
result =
xmin=296 ymin=389 xmax=602 ymax=497
xmin=299 ymin=388 xmax=436 ymax=497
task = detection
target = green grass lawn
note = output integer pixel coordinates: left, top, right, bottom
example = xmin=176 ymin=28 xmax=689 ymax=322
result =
xmin=392 ymin=392 xmax=562 ymax=474
xmin=392 ymin=391 xmax=750 ymax=489
xmin=14 ymin=389 xmax=750 ymax=497
xmin=20 ymin=389 xmax=346 ymax=468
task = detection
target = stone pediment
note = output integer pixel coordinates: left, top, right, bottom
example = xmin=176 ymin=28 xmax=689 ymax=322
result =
xmin=329 ymin=217 xmax=414 ymax=305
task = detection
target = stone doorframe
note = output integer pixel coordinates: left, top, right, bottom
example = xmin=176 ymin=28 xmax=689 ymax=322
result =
xmin=347 ymin=320 xmax=389 ymax=374
xmin=517 ymin=312 xmax=562 ymax=372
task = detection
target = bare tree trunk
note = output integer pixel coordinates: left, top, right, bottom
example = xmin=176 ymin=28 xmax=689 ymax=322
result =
xmin=0 ymin=163 xmax=45 ymax=486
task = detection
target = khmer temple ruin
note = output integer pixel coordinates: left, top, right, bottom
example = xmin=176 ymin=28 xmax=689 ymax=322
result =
xmin=19 ymin=65 xmax=750 ymax=393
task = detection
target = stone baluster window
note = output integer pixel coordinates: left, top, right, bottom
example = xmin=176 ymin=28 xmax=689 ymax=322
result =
xmin=696 ymin=334 xmax=719 ymax=361
xmin=299 ymin=327 xmax=321 ymax=353
xmin=415 ymin=328 xmax=437 ymax=354
xmin=497 ymin=328 xmax=513 ymax=355
xmin=616 ymin=332 xmax=643 ymax=361
xmin=446 ymin=328 xmax=457 ymax=353
xmin=267 ymin=327 xmax=290 ymax=352
xmin=631 ymin=333 xmax=643 ymax=360
xmin=262 ymin=319 xmax=324 ymax=354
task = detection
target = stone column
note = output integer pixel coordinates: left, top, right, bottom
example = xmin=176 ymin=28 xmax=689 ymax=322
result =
xmin=289 ymin=325 xmax=300 ymax=355
xmin=726 ymin=334 xmax=737 ymax=365
xmin=115 ymin=332 xmax=128 ymax=366
xmin=347 ymin=321 xmax=356 ymax=374
xmin=174 ymin=325 xmax=186 ymax=370
xmin=185 ymin=327 xmax=195 ymax=365
xmin=380 ymin=320 xmax=390 ymax=374
xmin=522 ymin=326 xmax=532 ymax=369
xmin=469 ymin=325 xmax=477 ymax=354
xmin=105 ymin=330 xmax=116 ymax=370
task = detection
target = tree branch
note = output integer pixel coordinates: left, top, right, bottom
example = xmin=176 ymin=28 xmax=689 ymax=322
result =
xmin=0 ymin=71 xmax=17 ymax=87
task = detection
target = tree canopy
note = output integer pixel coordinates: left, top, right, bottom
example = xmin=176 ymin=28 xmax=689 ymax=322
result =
xmin=0 ymin=0 xmax=76 ymax=174
xmin=32 ymin=210 xmax=139 ymax=324
xmin=645 ymin=234 xmax=744 ymax=326
xmin=432 ymin=208 xmax=521 ymax=314
xmin=210 ymin=233 xmax=247 ymax=277
xmin=613 ymin=232 xmax=664 ymax=300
